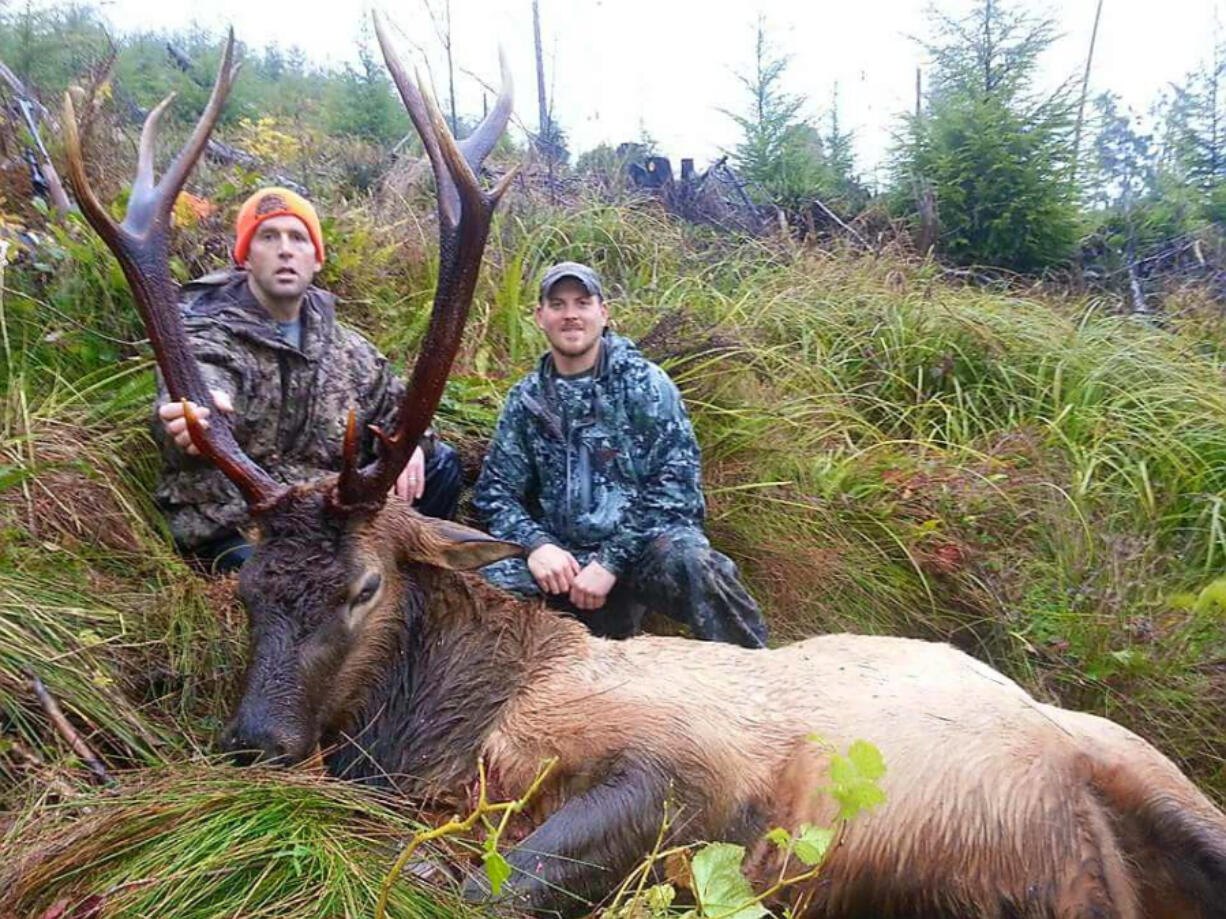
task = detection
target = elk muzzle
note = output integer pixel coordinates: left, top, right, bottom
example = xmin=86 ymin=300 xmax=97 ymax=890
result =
xmin=220 ymin=644 xmax=317 ymax=766
xmin=219 ymin=705 xmax=313 ymax=766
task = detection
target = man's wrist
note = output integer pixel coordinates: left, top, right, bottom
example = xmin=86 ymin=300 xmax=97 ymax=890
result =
xmin=525 ymin=534 xmax=555 ymax=555
xmin=595 ymin=550 xmax=623 ymax=578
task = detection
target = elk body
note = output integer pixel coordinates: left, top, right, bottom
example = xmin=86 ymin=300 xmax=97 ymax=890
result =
xmin=62 ymin=16 xmax=1226 ymax=919
xmin=231 ymin=495 xmax=1226 ymax=919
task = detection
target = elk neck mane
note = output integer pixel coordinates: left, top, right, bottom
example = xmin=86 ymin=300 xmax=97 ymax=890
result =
xmin=322 ymin=547 xmax=586 ymax=798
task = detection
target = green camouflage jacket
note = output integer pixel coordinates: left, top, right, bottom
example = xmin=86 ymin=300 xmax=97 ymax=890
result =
xmin=471 ymin=331 xmax=705 ymax=576
xmin=153 ymin=270 xmax=405 ymax=551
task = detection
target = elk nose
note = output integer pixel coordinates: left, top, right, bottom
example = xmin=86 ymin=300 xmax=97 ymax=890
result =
xmin=219 ymin=721 xmax=292 ymax=766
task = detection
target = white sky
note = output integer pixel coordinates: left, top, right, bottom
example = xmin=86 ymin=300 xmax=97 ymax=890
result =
xmin=30 ymin=0 xmax=1226 ymax=183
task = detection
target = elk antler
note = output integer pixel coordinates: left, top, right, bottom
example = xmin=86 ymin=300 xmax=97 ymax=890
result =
xmin=62 ymin=31 xmax=285 ymax=511
xmin=335 ymin=13 xmax=515 ymax=509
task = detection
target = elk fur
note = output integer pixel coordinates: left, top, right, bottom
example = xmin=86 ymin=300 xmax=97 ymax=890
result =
xmin=298 ymin=500 xmax=1226 ymax=919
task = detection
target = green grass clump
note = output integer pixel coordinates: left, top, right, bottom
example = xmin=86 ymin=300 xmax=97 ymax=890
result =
xmin=0 ymin=314 xmax=242 ymax=795
xmin=1 ymin=766 xmax=472 ymax=919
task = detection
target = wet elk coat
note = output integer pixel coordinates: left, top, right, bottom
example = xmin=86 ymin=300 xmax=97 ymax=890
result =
xmin=61 ymin=15 xmax=1226 ymax=919
xmin=315 ymin=499 xmax=1226 ymax=919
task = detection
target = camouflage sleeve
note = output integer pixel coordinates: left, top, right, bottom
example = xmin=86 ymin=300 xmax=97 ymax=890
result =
xmin=596 ymin=365 xmax=705 ymax=577
xmin=348 ymin=331 xmax=435 ymax=459
xmin=150 ymin=321 xmax=250 ymax=550
xmin=150 ymin=322 xmax=245 ymax=472
xmin=471 ymin=385 xmax=556 ymax=552
xmin=356 ymin=337 xmax=406 ymax=438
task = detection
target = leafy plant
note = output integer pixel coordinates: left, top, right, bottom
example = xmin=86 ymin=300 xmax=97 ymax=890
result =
xmin=607 ymin=739 xmax=886 ymax=919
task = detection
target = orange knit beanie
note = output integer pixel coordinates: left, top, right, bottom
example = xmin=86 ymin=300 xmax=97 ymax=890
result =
xmin=232 ymin=187 xmax=325 ymax=265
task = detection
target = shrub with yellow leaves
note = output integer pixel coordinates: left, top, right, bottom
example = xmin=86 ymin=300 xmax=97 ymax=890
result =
xmin=236 ymin=116 xmax=302 ymax=166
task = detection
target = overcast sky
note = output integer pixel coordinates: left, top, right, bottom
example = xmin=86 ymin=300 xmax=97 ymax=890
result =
xmin=28 ymin=0 xmax=1225 ymax=183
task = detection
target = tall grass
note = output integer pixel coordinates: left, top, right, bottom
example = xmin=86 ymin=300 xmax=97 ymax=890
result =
xmin=2 ymin=767 xmax=473 ymax=919
xmin=1 ymin=190 xmax=1225 ymax=913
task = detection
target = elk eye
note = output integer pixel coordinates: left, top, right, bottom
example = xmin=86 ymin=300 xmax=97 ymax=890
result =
xmin=352 ymin=573 xmax=381 ymax=608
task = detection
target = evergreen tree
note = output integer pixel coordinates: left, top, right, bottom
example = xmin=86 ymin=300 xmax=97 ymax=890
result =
xmin=723 ymin=16 xmax=820 ymax=212
xmin=534 ymin=116 xmax=569 ymax=165
xmin=1166 ymin=41 xmax=1226 ymax=192
xmin=0 ymin=2 xmax=110 ymax=98
xmin=892 ymin=0 xmax=1078 ymax=271
xmin=323 ymin=41 xmax=409 ymax=144
xmin=724 ymin=17 xmax=863 ymax=216
xmin=823 ymin=83 xmax=867 ymax=211
xmin=1085 ymin=94 xmax=1169 ymax=265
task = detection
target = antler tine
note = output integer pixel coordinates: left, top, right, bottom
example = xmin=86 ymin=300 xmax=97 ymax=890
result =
xmin=62 ymin=31 xmax=284 ymax=513
xmin=372 ymin=11 xmax=457 ymax=229
xmin=153 ymin=30 xmax=240 ymax=217
xmin=61 ymin=91 xmax=122 ymax=249
xmin=126 ymin=30 xmax=239 ymax=232
xmin=420 ymin=70 xmax=485 ymax=217
xmin=183 ymin=402 xmax=282 ymax=510
xmin=337 ymin=13 xmax=514 ymax=510
xmin=127 ymin=93 xmax=177 ymax=229
xmin=372 ymin=14 xmax=514 ymax=231
xmin=456 ymin=48 xmax=513 ymax=175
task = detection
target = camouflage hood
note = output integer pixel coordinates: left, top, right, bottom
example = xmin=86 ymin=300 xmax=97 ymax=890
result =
xmin=473 ymin=331 xmax=705 ymax=575
xmin=153 ymin=270 xmax=405 ymax=551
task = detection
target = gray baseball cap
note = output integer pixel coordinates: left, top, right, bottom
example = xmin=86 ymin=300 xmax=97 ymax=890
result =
xmin=539 ymin=261 xmax=604 ymax=300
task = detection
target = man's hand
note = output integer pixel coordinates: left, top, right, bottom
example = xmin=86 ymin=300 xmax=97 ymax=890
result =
xmin=157 ymin=389 xmax=233 ymax=455
xmin=569 ymin=560 xmax=616 ymax=610
xmin=527 ymin=543 xmax=581 ymax=595
xmin=392 ymin=446 xmax=427 ymax=502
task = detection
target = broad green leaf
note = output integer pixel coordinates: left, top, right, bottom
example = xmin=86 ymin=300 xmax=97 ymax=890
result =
xmin=847 ymin=740 xmax=886 ymax=780
xmin=690 ymin=842 xmax=767 ymax=919
xmin=792 ymin=825 xmax=833 ymax=866
xmin=832 ymin=776 xmax=886 ymax=819
xmin=483 ymin=850 xmax=512 ymax=896
xmin=829 ymin=742 xmax=888 ymax=820
xmin=828 ymin=755 xmax=855 ymax=787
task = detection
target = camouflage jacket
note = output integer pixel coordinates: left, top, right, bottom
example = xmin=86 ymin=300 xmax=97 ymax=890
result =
xmin=472 ymin=331 xmax=705 ymax=576
xmin=153 ymin=270 xmax=406 ymax=551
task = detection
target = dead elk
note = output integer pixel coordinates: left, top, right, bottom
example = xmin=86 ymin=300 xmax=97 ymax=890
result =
xmin=60 ymin=18 xmax=1226 ymax=919
xmin=241 ymin=498 xmax=1226 ymax=919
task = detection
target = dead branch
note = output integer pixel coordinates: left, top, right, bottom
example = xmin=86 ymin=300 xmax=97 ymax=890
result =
xmin=0 ymin=61 xmax=49 ymax=121
xmin=0 ymin=58 xmax=73 ymax=213
xmin=24 ymin=668 xmax=114 ymax=785
xmin=812 ymin=195 xmax=870 ymax=249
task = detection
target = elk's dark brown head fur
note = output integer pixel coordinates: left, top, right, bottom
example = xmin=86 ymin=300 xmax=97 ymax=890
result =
xmin=221 ymin=484 xmax=518 ymax=765
xmin=61 ymin=15 xmax=518 ymax=766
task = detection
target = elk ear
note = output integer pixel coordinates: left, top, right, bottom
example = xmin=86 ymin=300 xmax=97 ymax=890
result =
xmin=409 ymin=517 xmax=524 ymax=570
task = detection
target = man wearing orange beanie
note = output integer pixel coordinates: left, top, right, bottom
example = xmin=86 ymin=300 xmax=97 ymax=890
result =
xmin=154 ymin=187 xmax=462 ymax=572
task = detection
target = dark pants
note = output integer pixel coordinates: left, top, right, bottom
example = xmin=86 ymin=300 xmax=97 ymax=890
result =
xmin=481 ymin=526 xmax=768 ymax=648
xmin=194 ymin=442 xmax=463 ymax=574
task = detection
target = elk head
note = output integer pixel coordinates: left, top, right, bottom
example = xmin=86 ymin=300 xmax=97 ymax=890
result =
xmin=63 ymin=16 xmax=519 ymax=765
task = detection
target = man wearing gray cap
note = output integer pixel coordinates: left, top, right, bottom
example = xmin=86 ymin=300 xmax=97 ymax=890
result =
xmin=472 ymin=261 xmax=767 ymax=647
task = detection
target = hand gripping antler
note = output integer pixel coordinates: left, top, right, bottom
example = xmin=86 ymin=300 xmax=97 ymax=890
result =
xmin=335 ymin=13 xmax=515 ymax=509
xmin=62 ymin=32 xmax=285 ymax=511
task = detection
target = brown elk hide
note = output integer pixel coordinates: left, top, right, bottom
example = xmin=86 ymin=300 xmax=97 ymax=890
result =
xmin=388 ymin=587 xmax=1226 ymax=918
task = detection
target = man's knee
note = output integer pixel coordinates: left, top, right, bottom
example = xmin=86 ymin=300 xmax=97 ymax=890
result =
xmin=192 ymin=531 xmax=253 ymax=574
xmin=642 ymin=524 xmax=711 ymax=561
xmin=640 ymin=528 xmax=710 ymax=577
xmin=480 ymin=557 xmax=542 ymax=597
xmin=635 ymin=527 xmax=768 ymax=649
